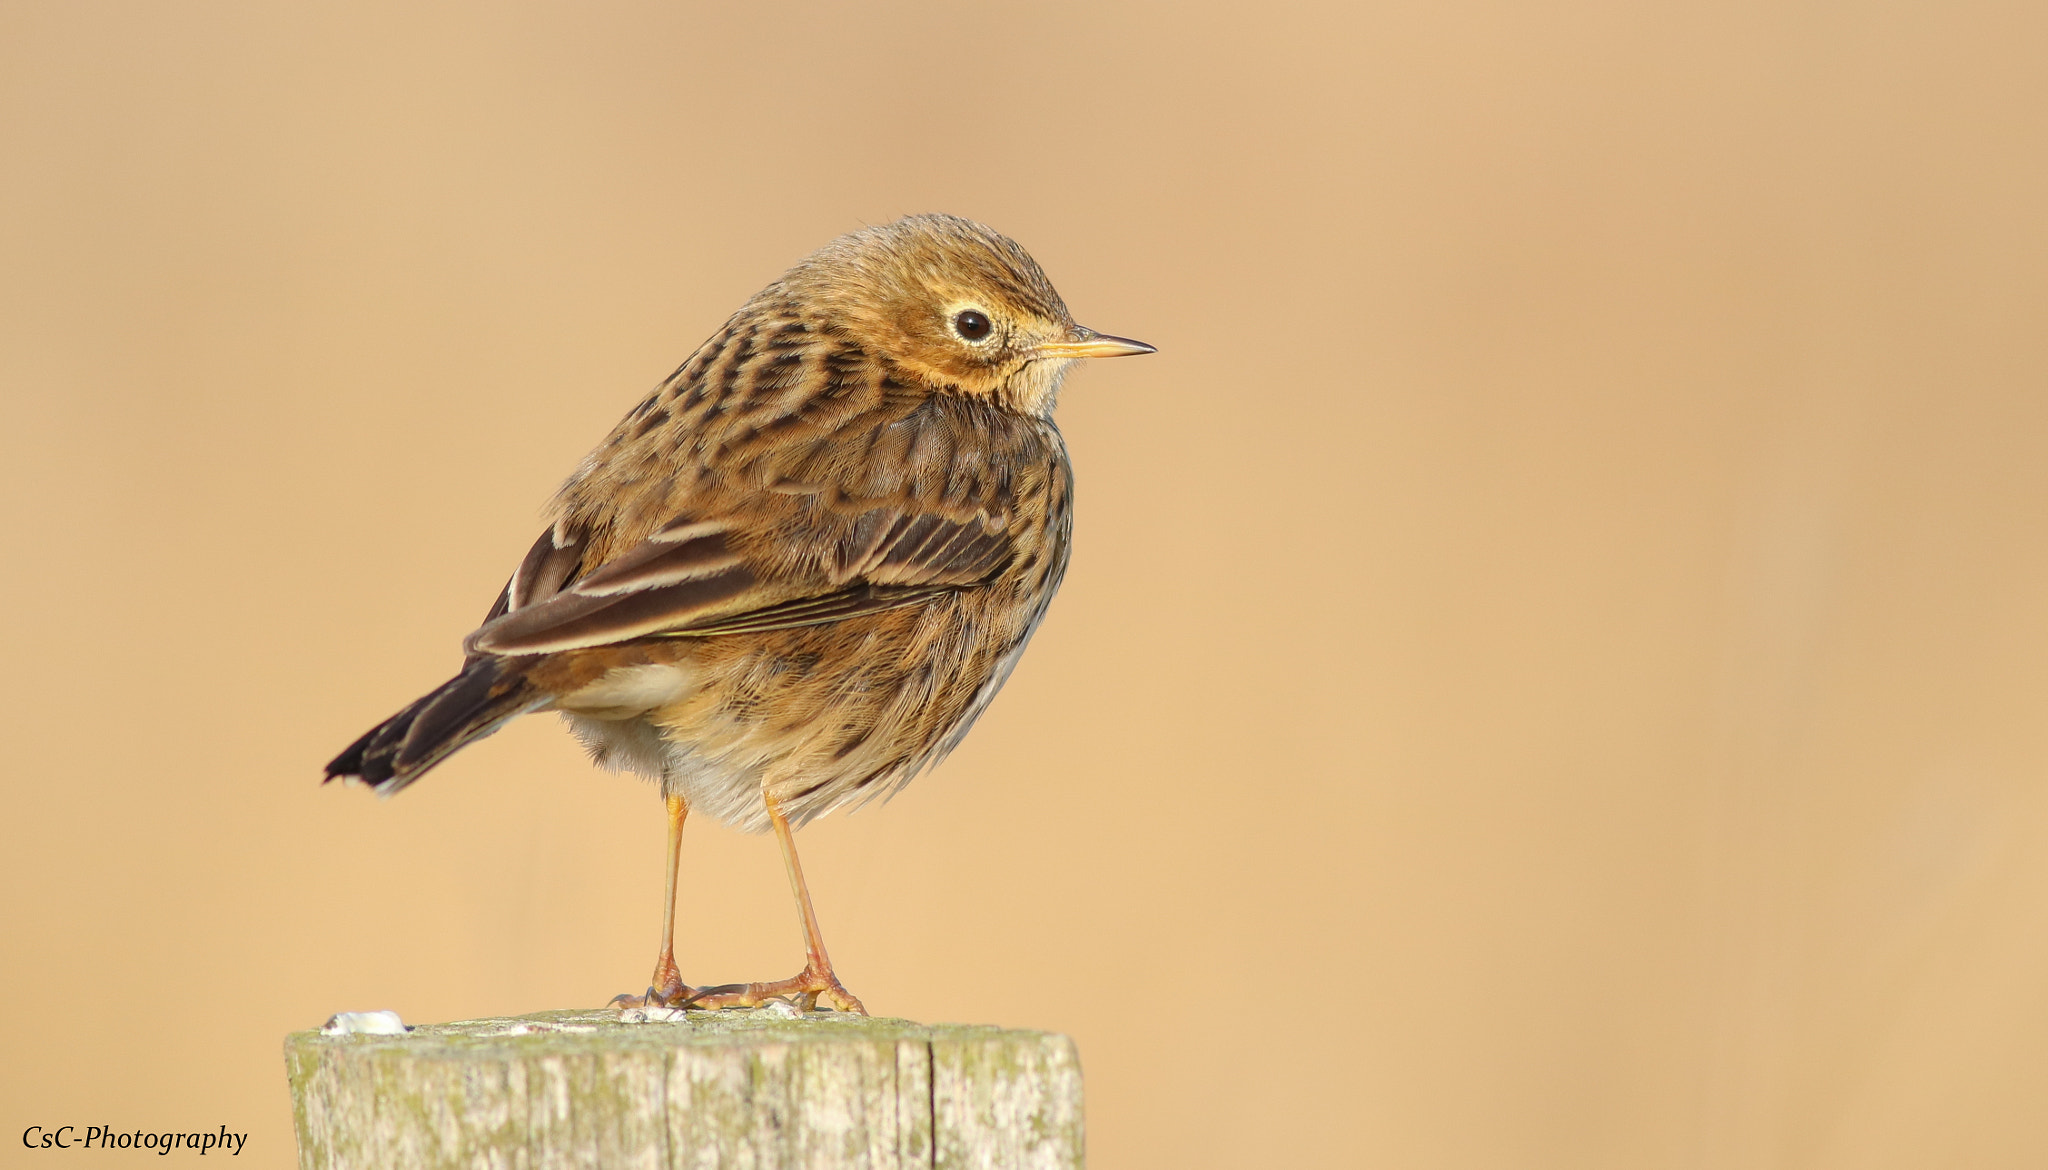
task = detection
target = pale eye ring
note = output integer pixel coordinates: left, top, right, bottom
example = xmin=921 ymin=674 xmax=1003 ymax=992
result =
xmin=952 ymin=309 xmax=992 ymax=342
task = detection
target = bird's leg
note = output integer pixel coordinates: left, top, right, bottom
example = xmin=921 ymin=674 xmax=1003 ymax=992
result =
xmin=650 ymin=792 xmax=692 ymax=1001
xmin=768 ymin=790 xmax=867 ymax=1013
xmin=609 ymin=793 xmax=700 ymax=1008
xmin=682 ymin=792 xmax=868 ymax=1015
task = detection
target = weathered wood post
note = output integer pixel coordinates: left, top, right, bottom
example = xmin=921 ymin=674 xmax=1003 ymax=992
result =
xmin=285 ymin=1007 xmax=1083 ymax=1169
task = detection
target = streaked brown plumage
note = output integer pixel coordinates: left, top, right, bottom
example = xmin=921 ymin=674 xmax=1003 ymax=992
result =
xmin=325 ymin=214 xmax=1153 ymax=1012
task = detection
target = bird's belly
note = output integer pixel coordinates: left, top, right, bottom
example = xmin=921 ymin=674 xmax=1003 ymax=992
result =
xmin=634 ymin=601 xmax=1034 ymax=833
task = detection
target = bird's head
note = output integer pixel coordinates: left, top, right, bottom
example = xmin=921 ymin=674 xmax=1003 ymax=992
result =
xmin=777 ymin=213 xmax=1153 ymax=416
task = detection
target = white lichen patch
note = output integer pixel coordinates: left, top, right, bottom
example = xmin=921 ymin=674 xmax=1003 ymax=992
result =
xmin=618 ymin=1005 xmax=689 ymax=1023
xmin=458 ymin=1018 xmax=601 ymax=1038
xmin=321 ymin=1010 xmax=408 ymax=1036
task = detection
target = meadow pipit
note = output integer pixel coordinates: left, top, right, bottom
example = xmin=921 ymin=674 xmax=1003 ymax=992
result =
xmin=325 ymin=215 xmax=1153 ymax=1012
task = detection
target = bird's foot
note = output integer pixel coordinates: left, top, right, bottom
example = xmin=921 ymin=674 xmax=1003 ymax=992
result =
xmin=677 ymin=963 xmax=868 ymax=1016
xmin=609 ymin=985 xmax=704 ymax=1010
xmin=608 ymin=953 xmax=699 ymax=1009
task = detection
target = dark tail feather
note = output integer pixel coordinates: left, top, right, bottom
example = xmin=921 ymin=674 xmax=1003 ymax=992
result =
xmin=325 ymin=657 xmax=540 ymax=795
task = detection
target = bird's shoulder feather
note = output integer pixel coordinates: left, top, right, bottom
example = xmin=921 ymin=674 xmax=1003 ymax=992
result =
xmin=468 ymin=323 xmax=1068 ymax=657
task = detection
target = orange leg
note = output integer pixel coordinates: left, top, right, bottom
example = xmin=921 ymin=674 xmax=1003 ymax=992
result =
xmin=683 ymin=792 xmax=867 ymax=1014
xmin=610 ymin=793 xmax=699 ymax=1008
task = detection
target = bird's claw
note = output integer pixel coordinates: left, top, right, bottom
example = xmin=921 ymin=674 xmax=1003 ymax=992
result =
xmin=609 ymin=969 xmax=703 ymax=1010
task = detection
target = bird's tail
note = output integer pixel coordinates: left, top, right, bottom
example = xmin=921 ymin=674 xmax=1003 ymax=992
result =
xmin=324 ymin=657 xmax=544 ymax=795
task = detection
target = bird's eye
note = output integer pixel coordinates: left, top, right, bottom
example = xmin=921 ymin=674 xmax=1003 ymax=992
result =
xmin=952 ymin=310 xmax=992 ymax=342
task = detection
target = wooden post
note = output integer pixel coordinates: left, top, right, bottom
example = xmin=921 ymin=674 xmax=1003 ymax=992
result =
xmin=285 ymin=1007 xmax=1083 ymax=1169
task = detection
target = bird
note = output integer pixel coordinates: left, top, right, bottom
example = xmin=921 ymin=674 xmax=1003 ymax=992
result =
xmin=323 ymin=214 xmax=1154 ymax=1013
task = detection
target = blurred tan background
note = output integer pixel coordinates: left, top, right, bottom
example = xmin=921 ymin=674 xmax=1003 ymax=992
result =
xmin=4 ymin=1 xmax=2047 ymax=1166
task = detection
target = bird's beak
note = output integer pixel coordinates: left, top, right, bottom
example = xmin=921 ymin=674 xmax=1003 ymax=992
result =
xmin=1032 ymin=326 xmax=1157 ymax=361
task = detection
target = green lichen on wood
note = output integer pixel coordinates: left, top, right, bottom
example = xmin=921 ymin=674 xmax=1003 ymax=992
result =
xmin=285 ymin=1008 xmax=1081 ymax=1169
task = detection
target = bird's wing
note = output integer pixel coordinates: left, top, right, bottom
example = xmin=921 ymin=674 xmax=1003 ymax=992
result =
xmin=464 ymin=502 xmax=1015 ymax=657
xmin=480 ymin=520 xmax=588 ymax=624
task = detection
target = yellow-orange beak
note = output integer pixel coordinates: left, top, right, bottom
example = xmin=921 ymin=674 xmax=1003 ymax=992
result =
xmin=1032 ymin=326 xmax=1157 ymax=361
